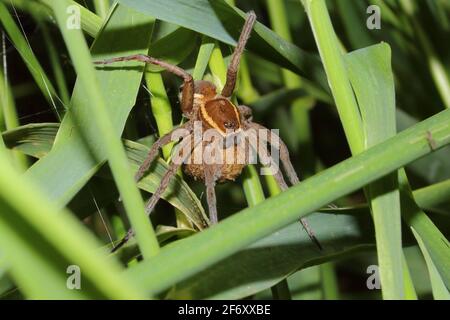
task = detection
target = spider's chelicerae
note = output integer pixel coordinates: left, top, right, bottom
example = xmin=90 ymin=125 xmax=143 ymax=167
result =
xmin=95 ymin=11 xmax=320 ymax=252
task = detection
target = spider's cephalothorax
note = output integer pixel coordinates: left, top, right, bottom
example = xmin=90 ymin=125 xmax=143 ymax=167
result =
xmin=95 ymin=11 xmax=321 ymax=252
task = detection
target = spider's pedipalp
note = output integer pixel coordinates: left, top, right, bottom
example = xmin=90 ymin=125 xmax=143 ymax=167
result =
xmin=237 ymin=105 xmax=253 ymax=123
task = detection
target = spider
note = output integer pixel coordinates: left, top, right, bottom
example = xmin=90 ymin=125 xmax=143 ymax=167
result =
xmin=95 ymin=11 xmax=320 ymax=252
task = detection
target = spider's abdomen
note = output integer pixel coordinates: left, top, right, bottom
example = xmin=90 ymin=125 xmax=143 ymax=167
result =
xmin=183 ymin=141 xmax=246 ymax=183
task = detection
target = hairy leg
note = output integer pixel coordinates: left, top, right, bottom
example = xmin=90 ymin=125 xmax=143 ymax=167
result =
xmin=246 ymin=132 xmax=289 ymax=190
xmin=246 ymin=123 xmax=322 ymax=250
xmin=221 ymin=11 xmax=257 ymax=98
xmin=204 ymin=165 xmax=220 ymax=224
xmin=135 ymin=121 xmax=193 ymax=183
xmin=248 ymin=122 xmax=299 ymax=185
xmin=94 ymin=55 xmax=195 ymax=115
xmin=111 ymin=133 xmax=196 ymax=253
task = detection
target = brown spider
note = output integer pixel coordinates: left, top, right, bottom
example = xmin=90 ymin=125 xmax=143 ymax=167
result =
xmin=95 ymin=12 xmax=320 ymax=252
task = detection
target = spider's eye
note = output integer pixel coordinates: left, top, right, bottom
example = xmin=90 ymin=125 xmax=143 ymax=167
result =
xmin=224 ymin=121 xmax=235 ymax=129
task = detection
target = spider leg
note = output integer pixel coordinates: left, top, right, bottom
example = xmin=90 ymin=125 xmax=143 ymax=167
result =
xmin=245 ymin=130 xmax=288 ymax=190
xmin=111 ymin=133 xmax=196 ymax=253
xmin=221 ymin=11 xmax=257 ymax=98
xmin=246 ymin=122 xmax=323 ymax=251
xmin=143 ymin=134 xmax=197 ymax=216
xmin=94 ymin=55 xmax=194 ymax=115
xmin=135 ymin=121 xmax=193 ymax=183
xmin=204 ymin=165 xmax=220 ymax=224
xmin=248 ymin=123 xmax=299 ymax=185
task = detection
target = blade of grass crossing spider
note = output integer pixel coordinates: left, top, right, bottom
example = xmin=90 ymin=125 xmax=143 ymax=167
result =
xmin=49 ymin=1 xmax=159 ymax=258
xmin=124 ymin=108 xmax=450 ymax=295
xmin=345 ymin=44 xmax=404 ymax=299
xmin=152 ymin=208 xmax=377 ymax=299
xmin=4 ymin=122 xmax=450 ymax=224
xmin=0 ymin=2 xmax=65 ymax=119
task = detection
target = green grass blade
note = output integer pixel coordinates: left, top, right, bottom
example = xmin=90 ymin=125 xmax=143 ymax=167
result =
xmin=402 ymin=253 xmax=418 ymax=300
xmin=412 ymin=229 xmax=450 ymax=299
xmin=207 ymin=33 xmax=291 ymax=298
xmin=9 ymin=123 xmax=448 ymax=298
xmin=124 ymin=108 xmax=450 ymax=295
xmin=0 ymin=65 xmax=27 ymax=170
xmin=39 ymin=21 xmax=71 ymax=105
xmin=400 ymin=0 xmax=450 ymax=109
xmin=397 ymin=109 xmax=450 ymax=184
xmin=193 ymin=37 xmax=215 ymax=81
xmin=2 ymin=123 xmax=208 ymax=228
xmin=301 ymin=0 xmax=364 ymax=154
xmin=399 ymin=171 xmax=450 ymax=290
xmin=167 ymin=208 xmax=375 ymax=299
xmin=320 ymin=262 xmax=339 ymax=300
xmin=345 ymin=44 xmax=404 ymax=299
xmin=117 ymin=0 xmax=327 ymax=91
xmin=0 ymin=2 xmax=65 ymax=119
xmin=93 ymin=0 xmax=110 ymax=19
xmin=144 ymin=71 xmax=174 ymax=158
xmin=0 ymin=148 xmax=145 ymax=299
xmin=49 ymin=1 xmax=159 ymax=259
xmin=413 ymin=179 xmax=450 ymax=211
xmin=39 ymin=0 xmax=103 ymax=37
xmin=266 ymin=0 xmax=315 ymax=176
xmin=24 ymin=4 xmax=153 ymax=205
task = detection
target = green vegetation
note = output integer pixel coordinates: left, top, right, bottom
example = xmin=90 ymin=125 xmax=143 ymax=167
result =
xmin=0 ymin=0 xmax=449 ymax=300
